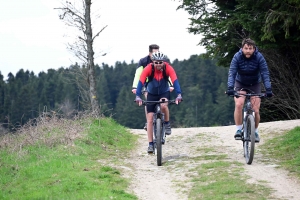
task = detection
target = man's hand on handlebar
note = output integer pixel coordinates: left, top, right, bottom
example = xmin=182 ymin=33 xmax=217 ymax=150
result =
xmin=135 ymin=96 xmax=143 ymax=106
xmin=175 ymin=94 xmax=182 ymax=105
xmin=132 ymin=88 xmax=137 ymax=94
xmin=226 ymin=87 xmax=235 ymax=96
xmin=265 ymin=88 xmax=273 ymax=97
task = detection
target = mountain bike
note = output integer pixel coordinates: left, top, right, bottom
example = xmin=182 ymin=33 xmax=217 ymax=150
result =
xmin=229 ymin=89 xmax=265 ymax=164
xmin=141 ymin=99 xmax=176 ymax=166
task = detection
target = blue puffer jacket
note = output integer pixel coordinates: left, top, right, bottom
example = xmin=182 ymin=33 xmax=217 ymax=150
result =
xmin=227 ymin=47 xmax=271 ymax=90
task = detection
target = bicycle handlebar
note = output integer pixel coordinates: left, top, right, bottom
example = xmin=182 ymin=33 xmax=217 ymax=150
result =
xmin=134 ymin=99 xmax=177 ymax=105
xmin=236 ymin=92 xmax=265 ymax=98
xmin=225 ymin=91 xmax=266 ymax=98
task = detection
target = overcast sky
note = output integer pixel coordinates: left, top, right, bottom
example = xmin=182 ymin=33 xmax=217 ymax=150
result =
xmin=0 ymin=0 xmax=205 ymax=79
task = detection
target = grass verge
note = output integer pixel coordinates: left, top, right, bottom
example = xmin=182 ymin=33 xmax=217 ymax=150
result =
xmin=260 ymin=126 xmax=300 ymax=178
xmin=169 ymin=139 xmax=272 ymax=200
xmin=188 ymin=159 xmax=271 ymax=200
xmin=0 ymin=116 xmax=138 ymax=200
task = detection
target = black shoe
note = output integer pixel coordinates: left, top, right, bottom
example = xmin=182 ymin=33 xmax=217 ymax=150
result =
xmin=147 ymin=144 xmax=154 ymax=153
xmin=143 ymin=123 xmax=147 ymax=131
xmin=165 ymin=123 xmax=171 ymax=135
xmin=234 ymin=130 xmax=242 ymax=140
xmin=255 ymin=132 xmax=260 ymax=143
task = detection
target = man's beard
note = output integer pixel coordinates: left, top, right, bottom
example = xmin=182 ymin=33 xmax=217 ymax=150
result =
xmin=243 ymin=53 xmax=253 ymax=58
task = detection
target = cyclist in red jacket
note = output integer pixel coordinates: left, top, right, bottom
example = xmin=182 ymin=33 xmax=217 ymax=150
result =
xmin=135 ymin=51 xmax=182 ymax=153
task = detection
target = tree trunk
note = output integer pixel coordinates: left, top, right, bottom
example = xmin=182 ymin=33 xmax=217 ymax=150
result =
xmin=85 ymin=0 xmax=100 ymax=115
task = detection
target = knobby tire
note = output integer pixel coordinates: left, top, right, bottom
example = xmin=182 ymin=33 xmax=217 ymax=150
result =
xmin=244 ymin=115 xmax=255 ymax=164
xmin=156 ymin=118 xmax=162 ymax=166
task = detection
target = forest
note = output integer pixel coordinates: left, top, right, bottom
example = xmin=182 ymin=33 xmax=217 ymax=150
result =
xmin=176 ymin=0 xmax=300 ymax=120
xmin=1 ymin=0 xmax=300 ymax=131
xmin=0 ymin=55 xmax=240 ymax=130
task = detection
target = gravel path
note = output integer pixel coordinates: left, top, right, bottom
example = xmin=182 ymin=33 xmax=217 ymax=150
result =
xmin=126 ymin=119 xmax=300 ymax=200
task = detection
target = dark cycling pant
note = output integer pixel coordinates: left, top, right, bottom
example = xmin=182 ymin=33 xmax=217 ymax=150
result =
xmin=146 ymin=92 xmax=170 ymax=113
xmin=234 ymin=81 xmax=261 ymax=94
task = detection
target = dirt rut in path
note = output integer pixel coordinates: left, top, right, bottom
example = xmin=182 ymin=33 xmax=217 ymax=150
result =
xmin=126 ymin=120 xmax=300 ymax=200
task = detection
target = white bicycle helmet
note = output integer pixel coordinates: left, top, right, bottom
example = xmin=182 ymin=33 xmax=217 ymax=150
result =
xmin=151 ymin=51 xmax=167 ymax=61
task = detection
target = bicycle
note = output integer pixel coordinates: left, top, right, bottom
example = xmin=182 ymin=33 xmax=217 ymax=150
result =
xmin=228 ymin=89 xmax=265 ymax=164
xmin=141 ymin=99 xmax=176 ymax=166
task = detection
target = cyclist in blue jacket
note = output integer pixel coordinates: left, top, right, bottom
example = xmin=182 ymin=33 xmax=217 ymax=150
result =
xmin=227 ymin=38 xmax=273 ymax=143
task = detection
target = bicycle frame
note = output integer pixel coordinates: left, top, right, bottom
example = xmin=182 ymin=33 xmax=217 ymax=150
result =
xmin=153 ymin=102 xmax=165 ymax=146
xmin=242 ymin=95 xmax=255 ymax=140
xmin=235 ymin=89 xmax=265 ymax=164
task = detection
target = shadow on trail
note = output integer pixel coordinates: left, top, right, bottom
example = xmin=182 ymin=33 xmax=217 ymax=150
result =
xmin=162 ymin=154 xmax=189 ymax=164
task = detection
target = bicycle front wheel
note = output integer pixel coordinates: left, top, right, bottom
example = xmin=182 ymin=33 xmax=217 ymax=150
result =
xmin=156 ymin=118 xmax=162 ymax=166
xmin=244 ymin=115 xmax=255 ymax=164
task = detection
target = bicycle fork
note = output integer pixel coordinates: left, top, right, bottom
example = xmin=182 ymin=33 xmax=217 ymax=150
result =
xmin=243 ymin=102 xmax=255 ymax=141
xmin=153 ymin=113 xmax=166 ymax=145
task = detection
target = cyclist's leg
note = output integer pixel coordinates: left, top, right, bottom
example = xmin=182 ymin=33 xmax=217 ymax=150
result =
xmin=159 ymin=91 xmax=171 ymax=120
xmin=146 ymin=112 xmax=154 ymax=142
xmin=252 ymin=95 xmax=261 ymax=143
xmin=249 ymin=83 xmax=262 ymax=129
xmin=234 ymin=95 xmax=245 ymax=125
xmin=159 ymin=92 xmax=171 ymax=134
xmin=161 ymin=101 xmax=169 ymax=122
xmin=233 ymin=82 xmax=246 ymax=138
xmin=143 ymin=90 xmax=148 ymax=130
xmin=252 ymin=96 xmax=261 ymax=142
xmin=234 ymin=94 xmax=245 ymax=138
xmin=251 ymin=97 xmax=261 ymax=128
xmin=234 ymin=82 xmax=246 ymax=126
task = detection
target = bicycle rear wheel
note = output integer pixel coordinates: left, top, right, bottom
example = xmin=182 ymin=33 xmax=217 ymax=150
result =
xmin=244 ymin=115 xmax=255 ymax=164
xmin=156 ymin=118 xmax=162 ymax=166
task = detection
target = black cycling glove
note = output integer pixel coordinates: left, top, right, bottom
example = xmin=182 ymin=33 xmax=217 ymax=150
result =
xmin=265 ymin=88 xmax=273 ymax=97
xmin=226 ymin=87 xmax=235 ymax=96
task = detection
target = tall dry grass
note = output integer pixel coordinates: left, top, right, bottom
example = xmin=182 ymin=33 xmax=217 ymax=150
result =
xmin=0 ymin=112 xmax=96 ymax=154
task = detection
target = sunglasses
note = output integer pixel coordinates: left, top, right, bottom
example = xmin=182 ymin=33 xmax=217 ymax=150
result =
xmin=154 ymin=61 xmax=163 ymax=64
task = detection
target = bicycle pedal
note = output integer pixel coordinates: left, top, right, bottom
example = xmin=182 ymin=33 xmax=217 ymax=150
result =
xmin=235 ymin=137 xmax=242 ymax=140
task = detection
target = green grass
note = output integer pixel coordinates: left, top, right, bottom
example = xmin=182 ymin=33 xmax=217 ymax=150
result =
xmin=186 ymin=126 xmax=300 ymax=199
xmin=261 ymin=126 xmax=300 ymax=178
xmin=170 ymin=145 xmax=271 ymax=200
xmin=188 ymin=159 xmax=271 ymax=200
xmin=0 ymin=117 xmax=138 ymax=200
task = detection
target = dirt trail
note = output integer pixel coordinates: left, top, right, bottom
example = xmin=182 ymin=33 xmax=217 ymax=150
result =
xmin=126 ymin=119 xmax=300 ymax=200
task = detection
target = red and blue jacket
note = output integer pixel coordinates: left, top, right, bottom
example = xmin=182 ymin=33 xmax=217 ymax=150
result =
xmin=136 ymin=62 xmax=182 ymax=96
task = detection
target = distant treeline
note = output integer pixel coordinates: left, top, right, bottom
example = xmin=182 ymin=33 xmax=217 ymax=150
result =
xmin=0 ymin=55 xmax=286 ymax=130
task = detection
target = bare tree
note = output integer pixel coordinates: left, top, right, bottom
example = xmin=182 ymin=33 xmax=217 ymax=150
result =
xmin=262 ymin=49 xmax=300 ymax=120
xmin=55 ymin=0 xmax=107 ymax=115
